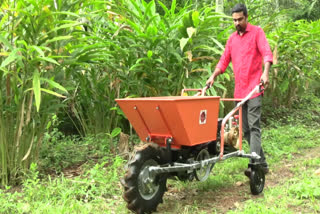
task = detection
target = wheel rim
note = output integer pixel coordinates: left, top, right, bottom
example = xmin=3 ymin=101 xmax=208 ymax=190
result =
xmin=138 ymin=159 xmax=160 ymax=200
xmin=194 ymin=149 xmax=212 ymax=181
xmin=216 ymin=141 xmax=221 ymax=153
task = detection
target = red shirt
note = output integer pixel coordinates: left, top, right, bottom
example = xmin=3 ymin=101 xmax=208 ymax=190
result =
xmin=217 ymin=23 xmax=273 ymax=99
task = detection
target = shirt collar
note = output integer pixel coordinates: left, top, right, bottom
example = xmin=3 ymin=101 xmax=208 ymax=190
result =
xmin=246 ymin=23 xmax=253 ymax=32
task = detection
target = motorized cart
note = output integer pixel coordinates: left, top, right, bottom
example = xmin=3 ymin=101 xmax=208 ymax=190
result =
xmin=115 ymin=84 xmax=266 ymax=214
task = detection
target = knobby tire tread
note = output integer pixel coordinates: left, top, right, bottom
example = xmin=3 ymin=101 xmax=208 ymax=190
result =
xmin=122 ymin=144 xmax=167 ymax=214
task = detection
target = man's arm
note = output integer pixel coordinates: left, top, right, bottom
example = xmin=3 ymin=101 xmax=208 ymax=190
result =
xmin=206 ymin=36 xmax=232 ymax=87
xmin=206 ymin=67 xmax=222 ymax=87
xmin=257 ymin=27 xmax=273 ymax=87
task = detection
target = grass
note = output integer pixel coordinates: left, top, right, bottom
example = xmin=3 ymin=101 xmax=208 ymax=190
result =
xmin=0 ymin=95 xmax=319 ymax=213
xmin=155 ymin=122 xmax=320 ymax=213
xmin=228 ymin=157 xmax=320 ymax=214
xmin=0 ymin=158 xmax=128 ymax=214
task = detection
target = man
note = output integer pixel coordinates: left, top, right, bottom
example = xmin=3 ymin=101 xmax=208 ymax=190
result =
xmin=206 ymin=4 xmax=273 ymax=176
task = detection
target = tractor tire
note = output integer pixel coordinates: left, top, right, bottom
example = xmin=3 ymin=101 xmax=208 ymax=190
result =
xmin=122 ymin=144 xmax=167 ymax=214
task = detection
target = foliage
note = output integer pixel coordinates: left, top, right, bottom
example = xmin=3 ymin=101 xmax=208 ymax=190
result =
xmin=266 ymin=19 xmax=320 ymax=106
xmin=288 ymin=174 xmax=320 ymax=199
xmin=1 ymin=0 xmax=320 ymax=187
xmin=262 ymin=94 xmax=320 ymax=127
xmin=0 ymin=159 xmax=127 ymax=214
xmin=65 ymin=0 xmax=234 ymax=137
xmin=288 ymin=0 xmax=320 ymax=21
xmin=0 ymin=85 xmax=320 ymax=214
xmin=0 ymin=0 xmax=70 ymax=186
xmin=38 ymin=113 xmax=124 ymax=174
xmin=178 ymin=6 xmax=233 ymax=96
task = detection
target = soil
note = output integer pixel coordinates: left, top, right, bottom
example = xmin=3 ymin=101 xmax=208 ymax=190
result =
xmin=155 ymin=146 xmax=320 ymax=214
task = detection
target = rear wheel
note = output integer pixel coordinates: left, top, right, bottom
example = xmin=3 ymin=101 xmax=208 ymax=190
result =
xmin=122 ymin=144 xmax=167 ymax=214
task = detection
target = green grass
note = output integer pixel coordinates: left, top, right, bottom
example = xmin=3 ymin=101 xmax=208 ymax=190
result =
xmin=228 ymin=157 xmax=320 ymax=214
xmin=0 ymin=158 xmax=128 ymax=214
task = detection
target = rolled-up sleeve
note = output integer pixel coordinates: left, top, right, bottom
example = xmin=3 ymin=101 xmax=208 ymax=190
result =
xmin=216 ymin=37 xmax=232 ymax=73
xmin=257 ymin=28 xmax=273 ymax=64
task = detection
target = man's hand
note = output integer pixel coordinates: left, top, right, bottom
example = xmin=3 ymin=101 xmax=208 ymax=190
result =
xmin=206 ymin=68 xmax=222 ymax=87
xmin=260 ymin=71 xmax=269 ymax=86
xmin=206 ymin=75 xmax=215 ymax=87
xmin=260 ymin=62 xmax=271 ymax=88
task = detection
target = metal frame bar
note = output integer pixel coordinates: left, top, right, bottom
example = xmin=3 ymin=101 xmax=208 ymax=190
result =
xmin=134 ymin=105 xmax=151 ymax=135
xmin=156 ymin=105 xmax=173 ymax=141
xmin=219 ymin=85 xmax=260 ymax=159
xmin=148 ymin=150 xmax=261 ymax=175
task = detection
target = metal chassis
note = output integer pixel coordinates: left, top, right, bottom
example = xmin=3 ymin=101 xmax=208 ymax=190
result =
xmin=147 ymin=150 xmax=260 ymax=177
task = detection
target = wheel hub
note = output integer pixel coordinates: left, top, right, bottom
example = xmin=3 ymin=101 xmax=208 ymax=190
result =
xmin=194 ymin=149 xmax=213 ymax=181
xmin=138 ymin=159 xmax=159 ymax=200
xmin=250 ymin=168 xmax=265 ymax=195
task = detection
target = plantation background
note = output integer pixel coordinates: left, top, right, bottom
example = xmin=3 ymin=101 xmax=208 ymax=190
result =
xmin=0 ymin=0 xmax=320 ymax=213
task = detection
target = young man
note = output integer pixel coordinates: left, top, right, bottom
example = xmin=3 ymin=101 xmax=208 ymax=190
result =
xmin=206 ymin=4 xmax=273 ymax=176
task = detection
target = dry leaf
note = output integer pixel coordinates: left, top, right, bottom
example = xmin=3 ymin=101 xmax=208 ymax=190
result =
xmin=236 ymin=181 xmax=244 ymax=186
xmin=186 ymin=51 xmax=192 ymax=62
xmin=234 ymin=202 xmax=240 ymax=208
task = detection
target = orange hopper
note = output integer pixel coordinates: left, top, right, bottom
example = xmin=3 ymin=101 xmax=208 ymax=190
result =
xmin=115 ymin=96 xmax=220 ymax=149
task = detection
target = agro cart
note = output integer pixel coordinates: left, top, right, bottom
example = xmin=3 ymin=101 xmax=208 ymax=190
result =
xmin=115 ymin=84 xmax=266 ymax=214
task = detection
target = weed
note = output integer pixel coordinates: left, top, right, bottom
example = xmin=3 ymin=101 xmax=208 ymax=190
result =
xmin=0 ymin=157 xmax=127 ymax=213
xmin=39 ymin=127 xmax=118 ymax=174
xmin=288 ymin=176 xmax=320 ymax=200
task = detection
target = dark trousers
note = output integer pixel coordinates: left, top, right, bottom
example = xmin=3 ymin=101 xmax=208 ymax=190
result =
xmin=241 ymin=95 xmax=267 ymax=166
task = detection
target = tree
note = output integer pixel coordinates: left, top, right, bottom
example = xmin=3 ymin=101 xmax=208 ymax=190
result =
xmin=216 ymin=0 xmax=224 ymax=13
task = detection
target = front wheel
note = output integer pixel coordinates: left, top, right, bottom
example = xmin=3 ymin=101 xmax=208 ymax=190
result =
xmin=250 ymin=168 xmax=265 ymax=195
xmin=122 ymin=144 xmax=167 ymax=214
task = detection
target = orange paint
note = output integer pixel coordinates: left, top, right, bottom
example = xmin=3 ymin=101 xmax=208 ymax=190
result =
xmin=116 ymin=96 xmax=220 ymax=148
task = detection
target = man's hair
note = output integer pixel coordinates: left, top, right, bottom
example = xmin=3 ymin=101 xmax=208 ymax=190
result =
xmin=231 ymin=4 xmax=248 ymax=16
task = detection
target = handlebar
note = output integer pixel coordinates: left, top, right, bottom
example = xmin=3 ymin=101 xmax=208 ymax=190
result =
xmin=181 ymin=81 xmax=265 ymax=98
xmin=181 ymin=85 xmax=209 ymax=96
xmin=236 ymin=82 xmax=265 ymax=107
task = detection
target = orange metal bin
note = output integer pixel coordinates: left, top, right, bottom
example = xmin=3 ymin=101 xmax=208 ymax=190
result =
xmin=115 ymin=96 xmax=220 ymax=148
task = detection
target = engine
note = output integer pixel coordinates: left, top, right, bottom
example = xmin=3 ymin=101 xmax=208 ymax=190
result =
xmin=224 ymin=116 xmax=240 ymax=149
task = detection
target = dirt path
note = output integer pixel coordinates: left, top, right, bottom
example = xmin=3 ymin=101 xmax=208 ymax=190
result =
xmin=156 ymin=146 xmax=320 ymax=213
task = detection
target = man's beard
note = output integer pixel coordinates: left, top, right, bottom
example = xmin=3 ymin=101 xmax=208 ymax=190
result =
xmin=236 ymin=25 xmax=245 ymax=33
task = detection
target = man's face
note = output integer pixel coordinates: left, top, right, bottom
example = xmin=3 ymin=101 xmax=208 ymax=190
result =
xmin=232 ymin=12 xmax=247 ymax=33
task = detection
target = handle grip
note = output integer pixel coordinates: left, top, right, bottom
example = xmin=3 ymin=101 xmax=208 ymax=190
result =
xmin=181 ymin=86 xmax=209 ymax=97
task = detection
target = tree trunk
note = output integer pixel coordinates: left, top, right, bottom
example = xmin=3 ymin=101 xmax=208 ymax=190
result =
xmin=215 ymin=0 xmax=224 ymax=13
